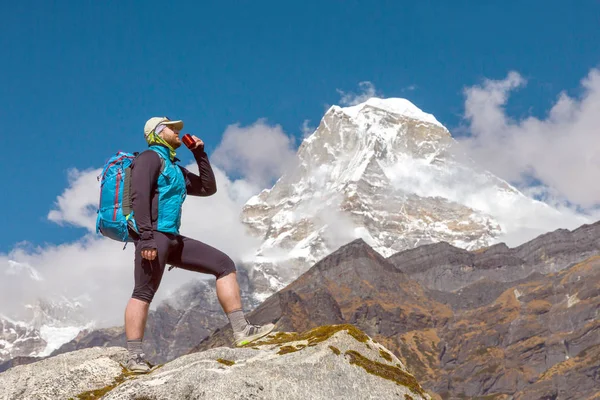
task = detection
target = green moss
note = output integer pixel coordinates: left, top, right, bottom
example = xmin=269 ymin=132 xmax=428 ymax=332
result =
xmin=250 ymin=324 xmax=370 ymax=347
xmin=133 ymin=396 xmax=157 ymax=400
xmin=379 ymin=349 xmax=393 ymax=362
xmin=345 ymin=350 xmax=425 ymax=396
xmin=277 ymin=345 xmax=301 ymax=355
xmin=216 ymin=358 xmax=235 ymax=366
xmin=329 ymin=345 xmax=341 ymax=355
xmin=71 ymin=366 xmax=140 ymax=399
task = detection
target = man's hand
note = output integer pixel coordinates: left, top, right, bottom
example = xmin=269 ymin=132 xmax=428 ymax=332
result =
xmin=141 ymin=249 xmax=157 ymax=260
xmin=191 ymin=135 xmax=204 ymax=150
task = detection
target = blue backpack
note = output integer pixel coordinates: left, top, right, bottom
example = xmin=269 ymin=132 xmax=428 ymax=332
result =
xmin=96 ymin=150 xmax=165 ymax=245
xmin=95 ymin=151 xmax=139 ymax=244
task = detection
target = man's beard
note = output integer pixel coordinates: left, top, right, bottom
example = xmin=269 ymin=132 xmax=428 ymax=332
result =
xmin=168 ymin=137 xmax=181 ymax=149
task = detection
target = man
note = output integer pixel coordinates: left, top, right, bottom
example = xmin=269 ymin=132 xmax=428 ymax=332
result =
xmin=124 ymin=116 xmax=274 ymax=373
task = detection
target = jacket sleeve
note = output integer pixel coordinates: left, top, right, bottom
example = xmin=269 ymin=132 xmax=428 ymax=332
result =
xmin=180 ymin=146 xmax=217 ymax=197
xmin=130 ymin=150 xmax=162 ymax=250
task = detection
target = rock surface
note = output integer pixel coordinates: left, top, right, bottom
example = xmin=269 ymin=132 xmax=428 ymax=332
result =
xmin=0 ymin=325 xmax=431 ymax=400
xmin=0 ymin=346 xmax=128 ymax=400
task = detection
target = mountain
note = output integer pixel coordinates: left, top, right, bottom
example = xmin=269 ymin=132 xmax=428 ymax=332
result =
xmin=240 ymin=97 xmax=568 ymax=298
xmin=0 ymin=297 xmax=91 ymax=366
xmin=196 ymin=222 xmax=600 ymax=399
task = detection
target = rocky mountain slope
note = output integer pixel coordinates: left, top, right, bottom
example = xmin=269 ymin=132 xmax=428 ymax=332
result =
xmin=197 ymin=222 xmax=600 ymax=399
xmin=0 ymin=325 xmax=431 ymax=400
xmin=388 ymin=220 xmax=600 ymax=294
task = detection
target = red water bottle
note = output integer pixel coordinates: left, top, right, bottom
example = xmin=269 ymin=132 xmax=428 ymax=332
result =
xmin=182 ymin=134 xmax=195 ymax=149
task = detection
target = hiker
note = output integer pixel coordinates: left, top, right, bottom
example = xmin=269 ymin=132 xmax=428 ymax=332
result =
xmin=124 ymin=117 xmax=274 ymax=373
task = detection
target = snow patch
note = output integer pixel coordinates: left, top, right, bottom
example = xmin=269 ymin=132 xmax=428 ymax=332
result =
xmin=336 ymin=97 xmax=442 ymax=127
xmin=37 ymin=324 xmax=87 ymax=357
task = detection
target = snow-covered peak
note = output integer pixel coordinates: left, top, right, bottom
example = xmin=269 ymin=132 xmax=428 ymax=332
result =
xmin=240 ymin=96 xmax=571 ymax=300
xmin=332 ymin=97 xmax=442 ymax=127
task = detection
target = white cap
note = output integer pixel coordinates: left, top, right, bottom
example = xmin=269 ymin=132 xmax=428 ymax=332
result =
xmin=144 ymin=117 xmax=184 ymax=138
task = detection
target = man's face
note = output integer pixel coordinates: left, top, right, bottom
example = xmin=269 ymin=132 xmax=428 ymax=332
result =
xmin=159 ymin=125 xmax=181 ymax=149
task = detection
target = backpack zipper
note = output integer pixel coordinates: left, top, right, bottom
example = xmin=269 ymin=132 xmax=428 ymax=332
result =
xmin=113 ymin=169 xmax=121 ymax=221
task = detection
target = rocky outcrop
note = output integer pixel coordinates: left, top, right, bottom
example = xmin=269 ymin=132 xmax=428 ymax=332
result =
xmin=0 ymin=346 xmax=128 ymax=400
xmin=0 ymin=325 xmax=431 ymax=400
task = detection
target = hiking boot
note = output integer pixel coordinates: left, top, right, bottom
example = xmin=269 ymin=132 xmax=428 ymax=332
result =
xmin=234 ymin=323 xmax=275 ymax=347
xmin=125 ymin=353 xmax=152 ymax=373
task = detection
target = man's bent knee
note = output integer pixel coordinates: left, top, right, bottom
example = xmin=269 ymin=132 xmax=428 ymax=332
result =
xmin=131 ymin=290 xmax=155 ymax=304
xmin=216 ymin=255 xmax=236 ymax=279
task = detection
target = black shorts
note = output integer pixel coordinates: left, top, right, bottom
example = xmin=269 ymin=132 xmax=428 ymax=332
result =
xmin=131 ymin=231 xmax=237 ymax=303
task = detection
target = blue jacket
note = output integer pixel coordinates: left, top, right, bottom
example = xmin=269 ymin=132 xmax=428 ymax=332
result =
xmin=130 ymin=144 xmax=217 ymax=249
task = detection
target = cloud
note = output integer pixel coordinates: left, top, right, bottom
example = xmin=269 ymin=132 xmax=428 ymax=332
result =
xmin=458 ymin=68 xmax=600 ymax=210
xmin=47 ymin=168 xmax=102 ymax=231
xmin=211 ymin=120 xmax=298 ymax=189
xmin=385 ymin=152 xmax=594 ymax=248
xmin=301 ymin=119 xmax=315 ymax=138
xmin=336 ymin=81 xmax=380 ymax=106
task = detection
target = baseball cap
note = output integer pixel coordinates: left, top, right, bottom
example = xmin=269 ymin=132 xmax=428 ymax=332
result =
xmin=144 ymin=117 xmax=184 ymax=138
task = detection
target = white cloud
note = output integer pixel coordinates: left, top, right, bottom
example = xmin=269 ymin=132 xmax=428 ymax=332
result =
xmin=211 ymin=120 xmax=298 ymax=189
xmin=385 ymin=153 xmax=593 ymax=248
xmin=301 ymin=119 xmax=315 ymax=138
xmin=47 ymin=168 xmax=102 ymax=230
xmin=337 ymin=81 xmax=380 ymax=106
xmin=458 ymin=68 xmax=600 ymax=210
xmin=178 ymin=166 xmax=262 ymax=262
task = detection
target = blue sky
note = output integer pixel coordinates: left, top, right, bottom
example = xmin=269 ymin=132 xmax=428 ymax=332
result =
xmin=1 ymin=0 xmax=599 ymax=252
